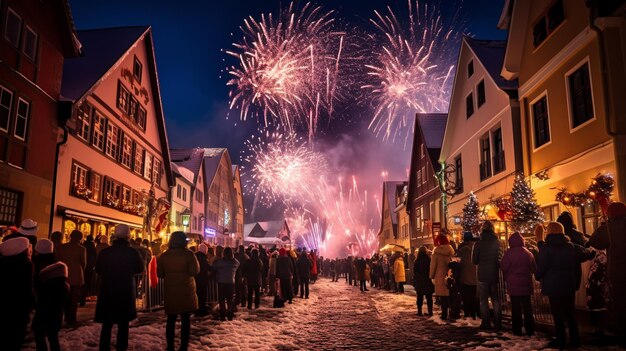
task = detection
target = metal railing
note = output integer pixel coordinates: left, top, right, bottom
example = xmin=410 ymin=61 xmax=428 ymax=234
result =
xmin=497 ymin=271 xmax=554 ymax=326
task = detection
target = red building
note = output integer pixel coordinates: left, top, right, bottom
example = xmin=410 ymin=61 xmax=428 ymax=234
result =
xmin=0 ymin=0 xmax=80 ymax=235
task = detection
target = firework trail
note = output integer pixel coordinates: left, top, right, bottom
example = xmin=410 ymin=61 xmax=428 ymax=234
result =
xmin=363 ymin=0 xmax=465 ymax=142
xmin=226 ymin=2 xmax=346 ymax=142
xmin=241 ymin=128 xmax=328 ymax=217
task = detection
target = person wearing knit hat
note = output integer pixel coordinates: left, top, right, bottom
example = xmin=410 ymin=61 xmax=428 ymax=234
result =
xmin=56 ymin=230 xmax=86 ymax=325
xmin=33 ymin=239 xmax=57 ymax=289
xmin=95 ymin=223 xmax=145 ymax=351
xmin=3 ymin=218 xmax=38 ymax=247
xmin=194 ymin=243 xmax=211 ymax=316
xmin=113 ymin=224 xmax=131 ymax=241
xmin=35 ymin=238 xmax=54 ymax=255
xmin=472 ymin=219 xmax=503 ymax=329
xmin=430 ymin=232 xmax=454 ymax=320
xmin=0 ymin=235 xmax=35 ymax=350
xmin=536 ymin=221 xmax=594 ymax=349
xmin=32 ymin=261 xmax=69 ymax=351
xmin=458 ymin=231 xmax=478 ymax=320
xmin=275 ymin=246 xmax=294 ymax=304
xmin=588 ymin=201 xmax=626 ymax=337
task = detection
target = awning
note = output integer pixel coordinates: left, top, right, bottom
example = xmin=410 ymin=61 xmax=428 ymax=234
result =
xmin=64 ymin=209 xmax=142 ymax=228
xmin=379 ymin=243 xmax=407 ymax=252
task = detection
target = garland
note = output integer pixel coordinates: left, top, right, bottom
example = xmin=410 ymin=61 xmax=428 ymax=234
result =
xmin=72 ymin=182 xmax=92 ymax=200
xmin=555 ymin=173 xmax=614 ymax=211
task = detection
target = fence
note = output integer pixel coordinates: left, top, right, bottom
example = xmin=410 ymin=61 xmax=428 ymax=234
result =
xmin=497 ymin=271 xmax=554 ymax=326
xmin=134 ymin=274 xmax=220 ymax=311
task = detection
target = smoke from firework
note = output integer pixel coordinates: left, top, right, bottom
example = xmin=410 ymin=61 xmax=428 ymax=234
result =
xmin=363 ymin=0 xmax=465 ymax=142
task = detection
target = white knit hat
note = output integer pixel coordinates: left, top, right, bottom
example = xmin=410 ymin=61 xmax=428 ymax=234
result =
xmin=0 ymin=237 xmax=30 ymax=256
xmin=113 ymin=224 xmax=131 ymax=240
xmin=198 ymin=243 xmax=208 ymax=255
xmin=35 ymin=238 xmax=54 ymax=254
xmin=18 ymin=219 xmax=38 ymax=236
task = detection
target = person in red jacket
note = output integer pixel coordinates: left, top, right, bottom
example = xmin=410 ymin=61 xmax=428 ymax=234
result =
xmin=501 ymin=232 xmax=536 ymax=336
xmin=309 ymin=250 xmax=318 ymax=284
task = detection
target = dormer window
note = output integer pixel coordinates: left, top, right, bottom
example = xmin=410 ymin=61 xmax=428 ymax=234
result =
xmin=533 ymin=0 xmax=564 ymax=47
xmin=133 ymin=56 xmax=142 ymax=83
xmin=5 ymin=8 xmax=21 ymax=47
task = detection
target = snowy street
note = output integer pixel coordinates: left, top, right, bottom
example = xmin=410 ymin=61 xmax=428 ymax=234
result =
xmin=22 ymin=278 xmax=618 ymax=351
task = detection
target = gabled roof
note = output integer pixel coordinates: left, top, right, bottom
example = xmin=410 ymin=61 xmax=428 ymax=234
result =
xmin=170 ymin=148 xmax=204 ymax=183
xmin=417 ymin=113 xmax=447 ymax=168
xmin=202 ymin=148 xmax=229 ymax=187
xmin=464 ymin=36 xmax=518 ymax=92
xmin=57 ymin=0 xmax=82 ymax=57
xmin=61 ymin=26 xmax=149 ymax=101
xmin=62 ymin=26 xmax=173 ymax=187
xmin=244 ymin=220 xmax=290 ymax=239
xmin=378 ymin=181 xmax=405 ymax=238
xmin=171 ymin=163 xmax=194 ymax=184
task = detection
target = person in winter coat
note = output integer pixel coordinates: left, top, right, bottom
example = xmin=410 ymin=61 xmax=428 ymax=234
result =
xmin=269 ymin=251 xmax=278 ymax=296
xmin=235 ymin=245 xmax=249 ymax=308
xmin=393 ymin=252 xmax=406 ymax=293
xmin=95 ymin=225 xmax=145 ymax=351
xmin=501 ymin=232 xmax=536 ymax=336
xmin=587 ymin=202 xmax=626 ymax=338
xmin=4 ymin=218 xmax=38 ymax=246
xmin=414 ymin=246 xmax=434 ymax=316
xmin=212 ymin=247 xmax=240 ymax=320
xmin=430 ymin=235 xmax=454 ymax=320
xmin=56 ymin=229 xmax=86 ymax=325
xmin=276 ymin=248 xmax=294 ymax=303
xmin=157 ymin=231 xmax=200 ymax=351
xmin=81 ymin=235 xmax=97 ymax=306
xmin=96 ymin=235 xmax=110 ymax=258
xmin=33 ymin=262 xmax=69 ymax=351
xmin=0 ymin=237 xmax=35 ymax=351
xmin=536 ymin=222 xmax=595 ymax=349
xmin=243 ymin=248 xmax=263 ymax=308
xmin=472 ymin=221 xmax=503 ymax=329
xmin=289 ymin=249 xmax=299 ymax=296
xmin=355 ymin=257 xmax=368 ymax=292
xmin=557 ymin=211 xmax=588 ymax=293
xmin=50 ymin=231 xmax=63 ymax=254
xmin=296 ymin=251 xmax=312 ymax=297
xmin=457 ymin=232 xmax=478 ymax=319
xmin=310 ymin=250 xmax=318 ymax=283
xmin=195 ymin=244 xmax=211 ymax=316
xmin=259 ymin=246 xmax=270 ymax=293
xmin=33 ymin=239 xmax=58 ymax=292
xmin=346 ymin=256 xmax=354 ymax=285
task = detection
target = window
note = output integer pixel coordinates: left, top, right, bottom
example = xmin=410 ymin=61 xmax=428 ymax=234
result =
xmin=0 ymin=86 xmax=13 ymax=133
xmin=5 ymin=8 xmax=21 ymax=47
xmin=415 ymin=206 xmax=423 ymax=232
xmin=176 ymin=184 xmax=182 ymax=199
xmin=567 ymin=62 xmax=594 ymax=128
xmin=153 ymin=159 xmax=162 ymax=186
xmin=182 ymin=188 xmax=187 ymax=201
xmin=466 ymin=93 xmax=474 ymax=118
xmin=103 ymin=178 xmax=121 ymax=208
xmin=542 ymin=204 xmax=560 ymax=222
xmin=0 ymin=187 xmax=21 ymax=225
xmin=420 ymin=144 xmax=425 ymax=158
xmin=121 ymin=186 xmax=132 ymax=204
xmin=417 ymin=170 xmax=422 ymax=185
xmin=92 ymin=111 xmax=106 ymax=151
xmin=89 ymin=172 xmax=101 ymax=202
xmin=492 ymin=127 xmax=505 ymax=174
xmin=477 ymin=80 xmax=486 ymax=107
xmin=133 ymin=56 xmax=142 ymax=83
xmin=23 ymin=26 xmax=38 ymax=61
xmin=468 ymin=60 xmax=474 ymax=78
xmin=533 ymin=0 xmax=564 ymax=47
xmin=134 ymin=144 xmax=144 ymax=175
xmin=531 ymin=95 xmax=551 ymax=148
xmin=144 ymin=153 xmax=153 ymax=180
xmin=196 ymin=190 xmax=203 ymax=203
xmin=128 ymin=97 xmax=138 ymax=121
xmin=14 ymin=98 xmax=29 ymax=141
xmin=136 ymin=106 xmax=146 ymax=130
xmin=117 ymin=82 xmax=129 ymax=113
xmin=121 ymin=134 xmax=132 ymax=168
xmin=105 ymin=123 xmax=119 ymax=159
xmin=421 ymin=166 xmax=426 ymax=184
xmin=480 ymin=134 xmax=492 ymax=180
xmin=71 ymin=162 xmax=88 ymax=188
xmin=454 ymin=155 xmax=463 ymax=192
xmin=76 ymin=105 xmax=91 ymax=142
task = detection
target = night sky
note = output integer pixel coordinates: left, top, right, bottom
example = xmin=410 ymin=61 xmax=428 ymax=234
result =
xmin=69 ymin=0 xmax=507 ymax=220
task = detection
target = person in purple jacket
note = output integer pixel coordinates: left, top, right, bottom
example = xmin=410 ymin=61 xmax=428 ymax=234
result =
xmin=500 ymin=232 xmax=536 ymax=336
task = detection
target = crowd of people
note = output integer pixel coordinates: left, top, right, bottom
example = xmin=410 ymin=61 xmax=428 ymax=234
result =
xmin=0 ymin=220 xmax=320 ymax=351
xmin=1 ymin=202 xmax=624 ymax=350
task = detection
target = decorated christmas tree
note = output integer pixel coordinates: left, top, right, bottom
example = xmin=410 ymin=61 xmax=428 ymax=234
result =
xmin=510 ymin=173 xmax=544 ymax=233
xmin=462 ymin=192 xmax=480 ymax=234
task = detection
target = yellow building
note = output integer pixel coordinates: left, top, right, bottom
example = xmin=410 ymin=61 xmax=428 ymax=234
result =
xmin=500 ymin=0 xmax=621 ymax=236
xmin=378 ymin=181 xmax=410 ymax=253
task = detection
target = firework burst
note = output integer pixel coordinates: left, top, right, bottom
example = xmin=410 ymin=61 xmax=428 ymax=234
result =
xmin=226 ymin=2 xmax=345 ymax=141
xmin=363 ymin=0 xmax=465 ymax=141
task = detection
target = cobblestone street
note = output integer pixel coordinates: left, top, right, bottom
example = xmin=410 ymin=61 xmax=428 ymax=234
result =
xmin=24 ymin=278 xmax=572 ymax=350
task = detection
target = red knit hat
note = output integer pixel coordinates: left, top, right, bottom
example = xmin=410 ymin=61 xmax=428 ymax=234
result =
xmin=279 ymin=248 xmax=286 ymax=256
xmin=607 ymin=202 xmax=626 ymax=219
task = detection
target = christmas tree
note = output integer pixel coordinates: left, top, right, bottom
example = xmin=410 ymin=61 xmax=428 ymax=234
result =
xmin=462 ymin=192 xmax=480 ymax=234
xmin=510 ymin=173 xmax=544 ymax=233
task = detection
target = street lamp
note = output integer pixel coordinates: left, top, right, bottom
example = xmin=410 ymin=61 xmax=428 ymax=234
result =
xmin=181 ymin=209 xmax=191 ymax=233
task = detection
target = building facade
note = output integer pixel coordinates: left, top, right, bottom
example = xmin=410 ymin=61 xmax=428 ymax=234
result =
xmin=407 ymin=113 xmax=447 ymax=250
xmin=169 ymin=163 xmax=193 ymax=234
xmin=231 ymin=165 xmax=244 ymax=247
xmin=0 ymin=0 xmax=80 ymax=236
xmin=378 ymin=181 xmax=410 ymax=253
xmin=170 ymin=148 xmax=206 ymax=238
xmin=203 ymin=148 xmax=237 ymax=246
xmin=439 ymin=37 xmax=521 ymax=240
xmin=53 ymin=26 xmax=173 ymax=241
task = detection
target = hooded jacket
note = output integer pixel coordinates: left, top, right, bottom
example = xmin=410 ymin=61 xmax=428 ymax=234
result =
xmin=275 ymin=254 xmax=294 ymax=280
xmin=413 ymin=251 xmax=434 ymax=295
xmin=296 ymin=254 xmax=312 ymax=280
xmin=393 ymin=255 xmax=406 ymax=283
xmin=32 ymin=262 xmax=69 ymax=331
xmin=457 ymin=240 xmax=477 ymax=286
xmin=157 ymin=246 xmax=200 ymax=315
xmin=500 ymin=233 xmax=536 ymax=296
xmin=471 ymin=229 xmax=503 ymax=284
xmin=243 ymin=251 xmax=264 ymax=286
xmin=430 ymin=244 xmax=454 ymax=296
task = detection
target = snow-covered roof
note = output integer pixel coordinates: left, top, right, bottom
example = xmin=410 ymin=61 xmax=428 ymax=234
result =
xmin=464 ymin=37 xmax=518 ymax=92
xmin=61 ymin=26 xmax=149 ymax=101
xmin=170 ymin=148 xmax=204 ymax=182
xmin=244 ymin=220 xmax=290 ymax=239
